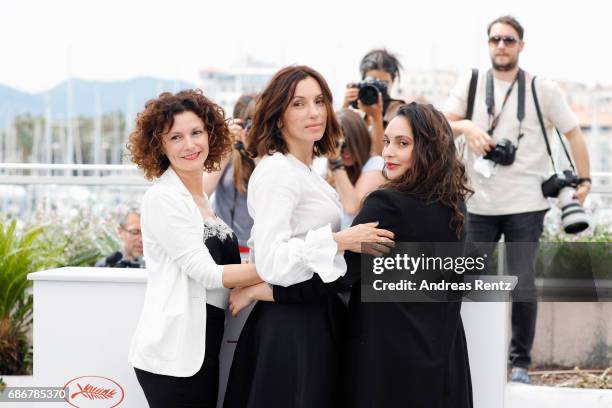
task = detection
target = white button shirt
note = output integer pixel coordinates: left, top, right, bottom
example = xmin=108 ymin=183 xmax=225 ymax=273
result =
xmin=128 ymin=167 xmax=229 ymax=377
xmin=247 ymin=152 xmax=347 ymax=286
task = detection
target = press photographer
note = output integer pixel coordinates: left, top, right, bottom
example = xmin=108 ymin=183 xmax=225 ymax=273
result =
xmin=95 ymin=206 xmax=145 ymax=268
xmin=443 ymin=15 xmax=591 ymax=384
xmin=342 ymin=49 xmax=405 ymax=154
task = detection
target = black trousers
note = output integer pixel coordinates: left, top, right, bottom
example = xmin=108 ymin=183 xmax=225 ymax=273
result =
xmin=134 ymin=304 xmax=225 ymax=408
xmin=467 ymin=209 xmax=547 ymax=369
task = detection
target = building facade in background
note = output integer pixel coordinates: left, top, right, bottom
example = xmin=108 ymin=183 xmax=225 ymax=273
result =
xmin=199 ymin=57 xmax=277 ymax=115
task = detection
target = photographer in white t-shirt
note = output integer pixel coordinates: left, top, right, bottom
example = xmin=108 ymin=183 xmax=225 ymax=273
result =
xmin=444 ymin=15 xmax=591 ymax=384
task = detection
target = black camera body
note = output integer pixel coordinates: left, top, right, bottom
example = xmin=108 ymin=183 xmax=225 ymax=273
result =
xmin=116 ymin=259 xmax=145 ymax=268
xmin=350 ymin=77 xmax=390 ymax=107
xmin=541 ymin=169 xmax=578 ymax=198
xmin=483 ymin=138 xmax=517 ymax=166
xmin=103 ymin=251 xmax=145 ymax=268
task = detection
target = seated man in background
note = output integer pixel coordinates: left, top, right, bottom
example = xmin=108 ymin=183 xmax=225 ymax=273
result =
xmin=95 ymin=206 xmax=144 ymax=268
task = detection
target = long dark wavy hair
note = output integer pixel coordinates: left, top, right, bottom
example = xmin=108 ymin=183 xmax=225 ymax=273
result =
xmin=384 ymin=102 xmax=473 ymax=237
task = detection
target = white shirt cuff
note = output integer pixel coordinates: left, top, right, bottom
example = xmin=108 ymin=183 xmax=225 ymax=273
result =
xmin=302 ymin=224 xmax=344 ymax=283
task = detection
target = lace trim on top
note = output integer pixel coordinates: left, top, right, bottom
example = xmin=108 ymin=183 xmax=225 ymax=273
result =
xmin=203 ymin=217 xmax=233 ymax=241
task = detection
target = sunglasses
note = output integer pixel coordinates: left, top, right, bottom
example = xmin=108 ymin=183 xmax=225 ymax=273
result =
xmin=488 ymin=35 xmax=519 ymax=46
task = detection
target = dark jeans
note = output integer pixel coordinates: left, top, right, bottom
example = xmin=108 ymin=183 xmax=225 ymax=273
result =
xmin=467 ymin=209 xmax=547 ymax=369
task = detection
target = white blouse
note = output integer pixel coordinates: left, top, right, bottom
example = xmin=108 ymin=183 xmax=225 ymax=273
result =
xmin=247 ymin=152 xmax=347 ymax=287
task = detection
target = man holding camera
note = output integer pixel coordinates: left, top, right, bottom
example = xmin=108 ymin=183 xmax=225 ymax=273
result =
xmin=95 ymin=206 xmax=145 ymax=268
xmin=444 ymin=15 xmax=591 ymax=384
xmin=343 ymin=49 xmax=405 ymax=154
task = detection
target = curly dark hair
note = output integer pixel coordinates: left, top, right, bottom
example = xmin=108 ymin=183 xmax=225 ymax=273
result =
xmin=247 ymin=65 xmax=341 ymax=159
xmin=385 ymin=102 xmax=473 ymax=237
xmin=127 ymin=89 xmax=231 ymax=180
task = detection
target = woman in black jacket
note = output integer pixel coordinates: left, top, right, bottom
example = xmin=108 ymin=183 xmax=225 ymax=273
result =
xmin=230 ymin=102 xmax=474 ymax=408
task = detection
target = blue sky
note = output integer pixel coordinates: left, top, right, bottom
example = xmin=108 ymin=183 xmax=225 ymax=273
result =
xmin=2 ymin=0 xmax=610 ymax=94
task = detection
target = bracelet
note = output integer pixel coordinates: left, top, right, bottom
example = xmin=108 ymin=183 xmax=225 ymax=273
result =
xmin=578 ymin=177 xmax=592 ymax=185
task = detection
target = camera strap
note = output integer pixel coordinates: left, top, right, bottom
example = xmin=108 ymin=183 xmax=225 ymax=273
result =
xmin=466 ymin=68 xmax=479 ymax=120
xmin=532 ymin=76 xmax=576 ymax=174
xmin=485 ymin=69 xmax=525 ymax=147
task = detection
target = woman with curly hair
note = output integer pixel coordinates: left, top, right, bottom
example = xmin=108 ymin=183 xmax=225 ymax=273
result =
xmin=231 ymin=102 xmax=474 ymax=407
xmin=127 ymin=89 xmax=262 ymax=408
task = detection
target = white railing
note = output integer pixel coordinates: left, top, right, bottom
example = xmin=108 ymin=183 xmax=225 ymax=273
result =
xmin=0 ymin=164 xmax=137 ymax=171
xmin=0 ymin=163 xmax=149 ymax=186
xmin=1 ymin=164 xmax=611 ymax=223
xmin=1 ymin=163 xmax=612 ymax=190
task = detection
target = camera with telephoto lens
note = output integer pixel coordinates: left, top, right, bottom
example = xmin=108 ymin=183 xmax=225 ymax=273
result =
xmin=541 ymin=170 xmax=589 ymax=234
xmin=350 ymin=77 xmax=390 ymax=108
xmin=483 ymin=138 xmax=517 ymax=166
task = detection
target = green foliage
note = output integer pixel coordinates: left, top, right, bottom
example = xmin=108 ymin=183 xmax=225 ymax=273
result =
xmin=0 ymin=220 xmax=44 ymax=375
xmin=0 ymin=206 xmax=123 ymax=374
xmin=28 ymin=207 xmax=121 ymax=268
xmin=542 ymin=205 xmax=612 ymax=243
xmin=539 ymin=216 xmax=612 ymax=280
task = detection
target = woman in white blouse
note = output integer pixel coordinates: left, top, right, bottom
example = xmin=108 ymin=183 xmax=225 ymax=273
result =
xmin=127 ymin=90 xmax=262 ymax=408
xmin=223 ymin=66 xmax=394 ymax=408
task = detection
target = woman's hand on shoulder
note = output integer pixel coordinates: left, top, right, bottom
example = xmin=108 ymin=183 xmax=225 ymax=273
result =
xmin=333 ymin=221 xmax=395 ymax=256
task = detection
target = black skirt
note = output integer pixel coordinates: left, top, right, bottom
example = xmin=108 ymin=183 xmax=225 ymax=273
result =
xmin=224 ymin=296 xmax=346 ymax=408
xmin=345 ymin=299 xmax=473 ymax=408
xmin=134 ymin=304 xmax=225 ymax=408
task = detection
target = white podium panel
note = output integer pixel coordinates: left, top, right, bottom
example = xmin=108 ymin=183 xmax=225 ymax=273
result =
xmin=461 ymin=301 xmax=508 ymax=408
xmin=8 ymin=268 xmax=507 ymax=407
xmin=26 ymin=268 xmax=148 ymax=408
